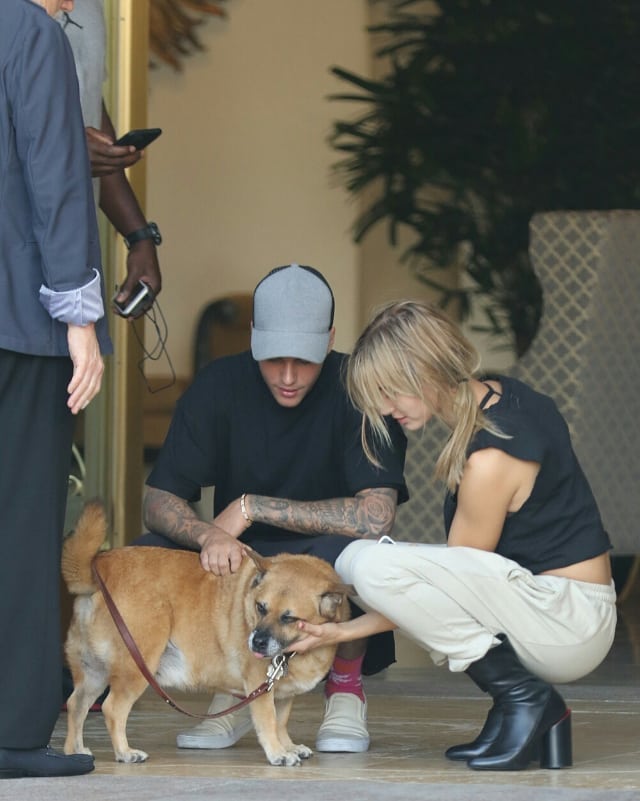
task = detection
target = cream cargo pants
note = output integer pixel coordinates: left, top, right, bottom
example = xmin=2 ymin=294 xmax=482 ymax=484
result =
xmin=336 ymin=540 xmax=617 ymax=683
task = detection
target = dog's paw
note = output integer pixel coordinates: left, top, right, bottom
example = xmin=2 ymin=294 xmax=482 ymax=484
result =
xmin=115 ymin=748 xmax=149 ymax=764
xmin=291 ymin=743 xmax=313 ymax=760
xmin=267 ymin=750 xmax=302 ymax=767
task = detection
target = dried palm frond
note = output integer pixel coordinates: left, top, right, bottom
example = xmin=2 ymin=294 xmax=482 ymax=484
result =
xmin=149 ymin=0 xmax=227 ymax=71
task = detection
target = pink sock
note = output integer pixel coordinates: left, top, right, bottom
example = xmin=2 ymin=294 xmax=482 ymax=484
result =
xmin=324 ymin=654 xmax=366 ymax=702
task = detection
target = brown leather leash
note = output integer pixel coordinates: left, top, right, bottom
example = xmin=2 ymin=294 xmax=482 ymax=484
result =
xmin=91 ymin=557 xmax=292 ymax=719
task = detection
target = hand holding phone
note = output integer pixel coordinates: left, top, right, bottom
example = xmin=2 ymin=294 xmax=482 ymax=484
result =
xmin=114 ymin=128 xmax=162 ymax=150
xmin=113 ymin=280 xmax=154 ymax=318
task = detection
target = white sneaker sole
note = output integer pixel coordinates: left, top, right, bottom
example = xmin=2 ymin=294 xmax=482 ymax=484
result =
xmin=315 ymin=734 xmax=370 ymax=753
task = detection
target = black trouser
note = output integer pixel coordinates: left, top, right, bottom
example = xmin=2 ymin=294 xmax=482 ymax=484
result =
xmin=0 ymin=350 xmax=74 ymax=748
xmin=134 ymin=529 xmax=396 ymax=675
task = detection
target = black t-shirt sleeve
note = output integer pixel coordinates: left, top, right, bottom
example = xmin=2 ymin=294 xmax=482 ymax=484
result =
xmin=146 ymin=368 xmax=224 ymax=502
xmin=469 ymin=410 xmax=546 ymax=465
xmin=342 ymin=408 xmax=409 ymax=504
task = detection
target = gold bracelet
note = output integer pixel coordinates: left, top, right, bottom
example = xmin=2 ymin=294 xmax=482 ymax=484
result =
xmin=240 ymin=493 xmax=252 ymax=525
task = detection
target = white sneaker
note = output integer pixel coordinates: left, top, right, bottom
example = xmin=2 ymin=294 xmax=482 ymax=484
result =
xmin=315 ymin=693 xmax=370 ymax=752
xmin=176 ymin=693 xmax=253 ymax=749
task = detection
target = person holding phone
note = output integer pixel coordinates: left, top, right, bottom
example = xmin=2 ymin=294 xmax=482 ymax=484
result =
xmin=0 ymin=0 xmax=111 ymax=778
xmin=59 ymin=0 xmax=162 ymax=714
xmin=289 ymin=300 xmax=616 ymax=771
xmin=60 ymin=0 xmax=162 ymax=316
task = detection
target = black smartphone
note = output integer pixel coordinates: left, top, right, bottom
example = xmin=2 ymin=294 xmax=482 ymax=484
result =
xmin=114 ymin=128 xmax=162 ymax=150
xmin=113 ymin=280 xmax=154 ymax=318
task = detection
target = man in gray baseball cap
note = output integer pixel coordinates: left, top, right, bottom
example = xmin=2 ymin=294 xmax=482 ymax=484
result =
xmin=251 ymin=263 xmax=334 ymax=364
xmin=139 ymin=263 xmax=409 ymax=753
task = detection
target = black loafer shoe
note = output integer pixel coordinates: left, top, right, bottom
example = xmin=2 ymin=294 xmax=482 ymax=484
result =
xmin=0 ymin=746 xmax=94 ymax=778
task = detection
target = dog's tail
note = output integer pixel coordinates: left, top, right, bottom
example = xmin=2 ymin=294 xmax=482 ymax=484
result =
xmin=61 ymin=498 xmax=108 ymax=595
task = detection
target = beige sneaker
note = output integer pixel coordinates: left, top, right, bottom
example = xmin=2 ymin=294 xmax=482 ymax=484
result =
xmin=315 ymin=693 xmax=370 ymax=752
xmin=176 ymin=693 xmax=253 ymax=749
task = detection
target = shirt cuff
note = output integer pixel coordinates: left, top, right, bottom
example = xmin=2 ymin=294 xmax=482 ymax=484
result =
xmin=39 ymin=269 xmax=105 ymax=325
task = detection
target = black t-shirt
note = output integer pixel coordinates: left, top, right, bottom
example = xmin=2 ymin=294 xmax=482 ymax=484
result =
xmin=147 ymin=350 xmax=409 ymax=542
xmin=443 ymin=375 xmax=611 ymax=574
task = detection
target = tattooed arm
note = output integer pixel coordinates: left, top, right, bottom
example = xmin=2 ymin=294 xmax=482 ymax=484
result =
xmin=143 ymin=486 xmax=248 ymax=576
xmin=214 ymin=487 xmax=399 ymax=541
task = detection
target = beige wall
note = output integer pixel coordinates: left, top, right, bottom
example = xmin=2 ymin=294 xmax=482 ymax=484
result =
xmin=145 ymin=0 xmax=372 ymax=376
xmin=144 ymin=0 xmax=509 ymax=377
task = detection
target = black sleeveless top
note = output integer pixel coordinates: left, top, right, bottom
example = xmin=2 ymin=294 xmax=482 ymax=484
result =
xmin=443 ymin=376 xmax=611 ymax=574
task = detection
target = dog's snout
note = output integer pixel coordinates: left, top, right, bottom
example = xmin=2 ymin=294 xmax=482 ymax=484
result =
xmin=252 ymin=628 xmax=270 ymax=651
xmin=249 ymin=627 xmax=283 ymax=658
xmin=251 ymin=629 xmax=271 ymax=654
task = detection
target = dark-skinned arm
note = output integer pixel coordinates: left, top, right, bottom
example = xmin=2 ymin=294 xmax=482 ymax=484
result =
xmin=91 ymin=103 xmax=162 ymax=306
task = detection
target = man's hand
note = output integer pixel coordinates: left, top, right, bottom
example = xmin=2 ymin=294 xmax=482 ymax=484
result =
xmin=213 ymin=497 xmax=253 ymax=540
xmin=66 ymin=323 xmax=104 ymax=414
xmin=113 ymin=241 xmax=162 ymax=318
xmin=143 ymin=487 xmax=243 ymax=570
xmin=198 ymin=527 xmax=247 ymax=576
xmin=85 ymin=126 xmax=142 ymax=178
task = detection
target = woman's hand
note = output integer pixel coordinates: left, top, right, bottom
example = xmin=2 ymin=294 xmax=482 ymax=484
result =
xmin=287 ymin=610 xmax=397 ymax=654
xmin=288 ymin=620 xmax=344 ymax=653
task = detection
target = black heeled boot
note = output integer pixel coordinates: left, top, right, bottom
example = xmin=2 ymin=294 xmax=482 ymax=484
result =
xmin=444 ymin=703 xmax=502 ymax=761
xmin=445 ymin=652 xmax=504 ymax=761
xmin=452 ymin=636 xmax=572 ymax=771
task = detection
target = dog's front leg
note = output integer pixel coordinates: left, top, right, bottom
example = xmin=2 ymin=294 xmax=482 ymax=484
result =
xmin=249 ymin=693 xmax=302 ymax=767
xmin=101 ymin=681 xmax=150 ymax=764
xmin=275 ymin=696 xmax=313 ymax=760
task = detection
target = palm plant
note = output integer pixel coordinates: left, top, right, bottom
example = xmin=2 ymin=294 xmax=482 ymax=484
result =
xmin=329 ymin=0 xmax=640 ymax=355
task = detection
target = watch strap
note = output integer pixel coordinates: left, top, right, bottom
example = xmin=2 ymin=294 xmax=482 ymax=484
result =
xmin=123 ymin=222 xmax=162 ymax=249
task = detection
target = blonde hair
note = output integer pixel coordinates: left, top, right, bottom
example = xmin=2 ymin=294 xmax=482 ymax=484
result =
xmin=346 ymin=300 xmax=505 ymax=491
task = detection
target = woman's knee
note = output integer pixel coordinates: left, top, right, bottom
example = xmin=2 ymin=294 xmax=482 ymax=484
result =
xmin=342 ymin=541 xmax=400 ymax=595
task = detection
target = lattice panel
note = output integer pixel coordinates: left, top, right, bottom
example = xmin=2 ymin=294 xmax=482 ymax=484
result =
xmin=514 ymin=211 xmax=640 ymax=554
xmin=394 ymin=211 xmax=640 ymax=553
xmin=393 ymin=424 xmax=448 ymax=544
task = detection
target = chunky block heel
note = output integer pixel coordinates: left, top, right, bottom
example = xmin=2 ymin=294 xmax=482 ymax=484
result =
xmin=463 ymin=637 xmax=572 ymax=772
xmin=540 ymin=708 xmax=572 ymax=769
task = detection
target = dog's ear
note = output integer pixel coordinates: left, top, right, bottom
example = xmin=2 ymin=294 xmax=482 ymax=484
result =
xmin=319 ymin=583 xmax=352 ymax=620
xmin=246 ymin=548 xmax=268 ymax=587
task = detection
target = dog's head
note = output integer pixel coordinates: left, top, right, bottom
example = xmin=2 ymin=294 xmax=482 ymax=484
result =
xmin=244 ymin=550 xmax=350 ymax=659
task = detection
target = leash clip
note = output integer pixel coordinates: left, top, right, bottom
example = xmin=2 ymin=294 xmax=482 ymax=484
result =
xmin=266 ymin=654 xmax=289 ymax=690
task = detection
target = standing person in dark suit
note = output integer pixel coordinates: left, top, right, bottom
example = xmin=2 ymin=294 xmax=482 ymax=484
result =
xmin=0 ymin=0 xmax=111 ymax=779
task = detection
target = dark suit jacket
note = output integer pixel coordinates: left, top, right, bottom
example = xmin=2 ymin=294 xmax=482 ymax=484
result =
xmin=0 ymin=0 xmax=111 ymax=357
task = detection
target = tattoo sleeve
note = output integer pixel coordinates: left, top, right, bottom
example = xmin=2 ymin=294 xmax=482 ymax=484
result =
xmin=143 ymin=487 xmax=214 ymax=549
xmin=247 ymin=487 xmax=398 ymax=539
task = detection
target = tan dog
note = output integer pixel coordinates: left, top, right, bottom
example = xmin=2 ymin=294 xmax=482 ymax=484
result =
xmin=62 ymin=500 xmax=350 ymax=767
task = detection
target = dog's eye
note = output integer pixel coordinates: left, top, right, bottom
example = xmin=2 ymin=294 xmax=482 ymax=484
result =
xmin=280 ymin=614 xmax=298 ymax=625
xmin=256 ymin=601 xmax=267 ymax=617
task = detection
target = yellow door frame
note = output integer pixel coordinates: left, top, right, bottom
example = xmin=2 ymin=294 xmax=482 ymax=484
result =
xmin=82 ymin=0 xmax=150 ymax=547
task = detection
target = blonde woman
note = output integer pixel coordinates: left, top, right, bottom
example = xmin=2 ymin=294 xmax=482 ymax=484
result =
xmin=291 ymin=300 xmax=616 ymax=772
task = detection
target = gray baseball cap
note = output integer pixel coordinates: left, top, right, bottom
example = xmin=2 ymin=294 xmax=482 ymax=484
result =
xmin=251 ymin=264 xmax=335 ymax=364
